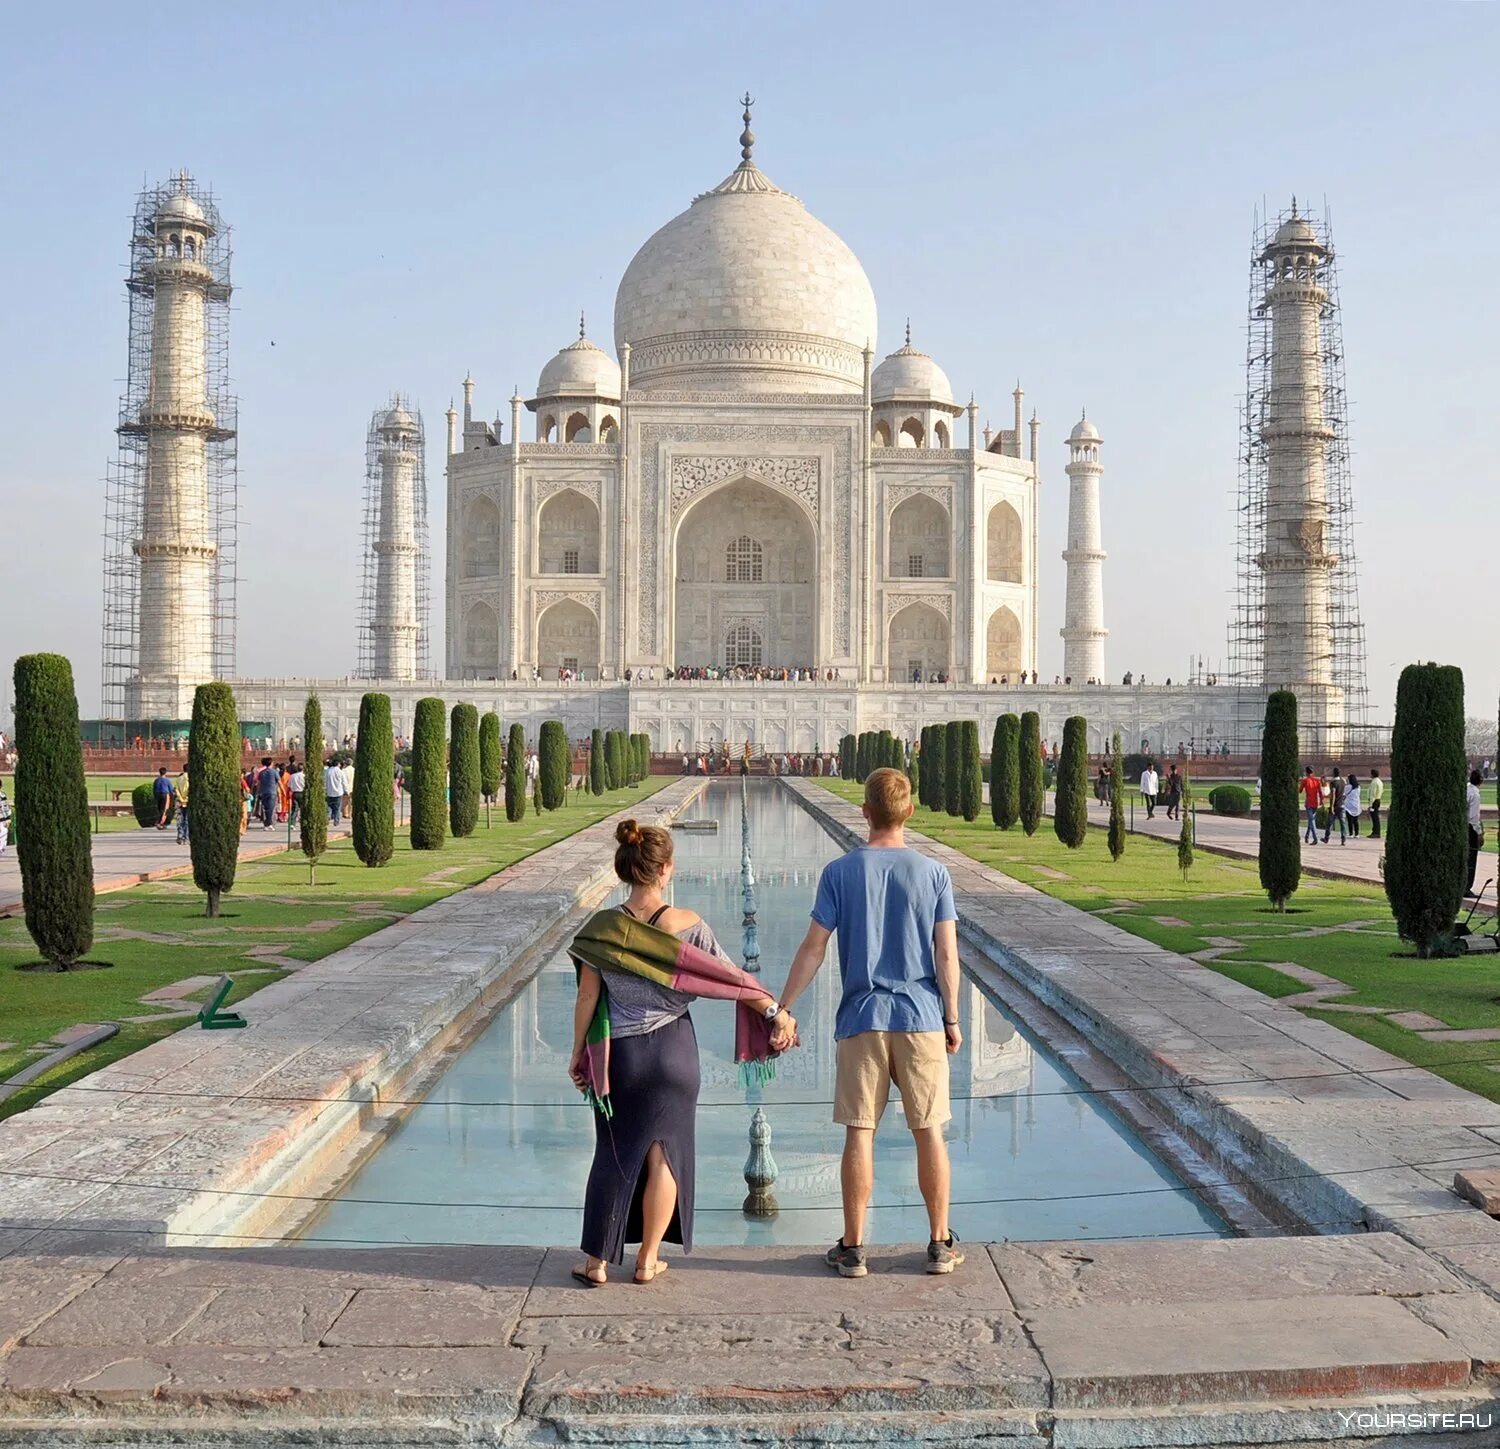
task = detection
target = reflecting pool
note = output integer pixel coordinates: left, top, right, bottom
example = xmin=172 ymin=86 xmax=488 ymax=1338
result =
xmin=299 ymin=782 xmax=1225 ymax=1247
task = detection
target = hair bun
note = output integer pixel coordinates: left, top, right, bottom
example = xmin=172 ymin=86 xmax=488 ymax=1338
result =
xmin=616 ymin=819 xmax=643 ymax=847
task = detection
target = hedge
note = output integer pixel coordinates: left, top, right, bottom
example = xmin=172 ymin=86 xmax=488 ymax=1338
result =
xmin=1386 ymin=663 xmax=1467 ymax=956
xmin=1209 ymin=784 xmax=1253 ymax=817
xmin=991 ymin=714 xmax=1019 ymax=829
xmin=479 ymin=711 xmax=502 ymax=804
xmin=449 ymin=702 xmax=481 ymax=837
xmin=1018 ymin=712 xmax=1043 ymax=836
xmin=590 ymin=728 xmax=606 ymax=795
xmin=958 ymin=720 xmax=983 ymax=822
xmin=1053 ymin=715 xmax=1088 ymax=848
xmin=1107 ymin=730 xmax=1126 ymax=861
xmin=925 ymin=724 xmax=946 ymax=812
xmin=944 ymin=720 xmax=962 ymax=816
xmin=839 ymin=733 xmax=855 ymax=781
xmin=410 ymin=697 xmax=447 ymax=850
xmin=353 ymin=693 xmax=395 ymax=866
xmin=301 ymin=693 xmax=328 ymax=876
xmin=504 ymin=722 xmax=526 ymax=821
xmin=539 ymin=720 xmax=570 ymax=809
xmin=1257 ymin=690 xmax=1299 ymax=910
xmin=12 ymin=653 xmax=94 ymax=966
xmin=188 ymin=682 xmax=241 ymax=918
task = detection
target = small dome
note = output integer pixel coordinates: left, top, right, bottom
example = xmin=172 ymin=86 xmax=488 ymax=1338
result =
xmin=1069 ymin=415 xmax=1100 ymax=444
xmin=157 ymin=191 xmax=207 ymax=228
xmin=379 ymin=401 xmax=416 ymax=433
xmin=1272 ymin=215 xmax=1318 ymax=246
xmin=872 ymin=341 xmax=955 ymax=408
xmin=536 ymin=336 xmax=621 ymax=400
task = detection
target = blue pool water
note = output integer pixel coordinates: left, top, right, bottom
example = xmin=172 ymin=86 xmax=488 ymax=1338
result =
xmin=299 ymin=782 xmax=1225 ymax=1247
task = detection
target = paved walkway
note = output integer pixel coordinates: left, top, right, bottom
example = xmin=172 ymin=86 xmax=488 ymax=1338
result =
xmin=1083 ymin=795 xmax=1499 ymax=911
xmin=0 ymin=818 xmax=351 ymax=918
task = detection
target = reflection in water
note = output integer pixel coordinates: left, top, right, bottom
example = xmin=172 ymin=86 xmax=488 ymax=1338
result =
xmin=299 ymin=784 xmax=1224 ymax=1247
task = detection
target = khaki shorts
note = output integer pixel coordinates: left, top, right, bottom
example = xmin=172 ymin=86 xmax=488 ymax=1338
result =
xmin=834 ymin=1030 xmax=951 ymax=1131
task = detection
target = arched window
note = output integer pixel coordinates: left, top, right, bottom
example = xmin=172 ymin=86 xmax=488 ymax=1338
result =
xmin=725 ymin=622 xmax=763 ymax=669
xmin=873 ymin=419 xmax=892 ymax=447
xmin=934 ymin=420 xmax=950 ymax=448
xmin=539 ymin=414 xmax=557 ymax=443
xmin=599 ymin=415 xmax=618 ymax=443
xmin=463 ymin=496 xmax=501 ymax=578
xmin=898 ymin=417 xmax=924 ymax=448
xmin=987 ymin=501 xmax=1024 ymax=583
xmin=538 ymin=488 xmax=600 ymax=574
xmin=725 ymin=535 xmax=763 ymax=583
xmin=184 ymin=237 xmax=196 ymax=260
xmin=565 ymin=411 xmax=591 ymax=443
xmin=888 ymin=495 xmax=950 ymax=578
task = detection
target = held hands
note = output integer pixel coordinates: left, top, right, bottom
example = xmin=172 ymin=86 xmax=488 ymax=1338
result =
xmin=768 ymin=1008 xmax=798 ymax=1053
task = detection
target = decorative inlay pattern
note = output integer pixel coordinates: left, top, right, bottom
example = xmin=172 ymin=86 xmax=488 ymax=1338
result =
xmin=669 ymin=455 xmax=820 ymax=521
xmin=885 ymin=590 xmax=952 ymax=621
xmin=534 ymin=476 xmax=602 ymax=507
xmin=885 ymin=482 xmax=952 ymax=511
xmin=534 ymin=589 xmax=601 ymax=618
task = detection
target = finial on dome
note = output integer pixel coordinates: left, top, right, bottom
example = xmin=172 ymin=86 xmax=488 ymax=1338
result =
xmin=579 ymin=309 xmax=586 ymax=340
xmin=904 ymin=317 xmax=911 ymax=348
xmin=739 ymin=92 xmax=755 ymax=163
xmin=177 ymin=168 xmax=190 ymax=195
xmin=1290 ymin=195 xmax=1298 ymax=217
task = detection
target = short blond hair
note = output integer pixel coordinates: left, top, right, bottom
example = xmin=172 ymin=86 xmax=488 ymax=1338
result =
xmin=864 ymin=767 xmax=913 ymax=829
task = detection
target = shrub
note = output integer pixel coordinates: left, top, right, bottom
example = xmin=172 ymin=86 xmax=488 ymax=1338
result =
xmin=188 ymin=681 xmax=241 ymax=918
xmin=131 ymin=781 xmax=173 ymax=828
xmin=1107 ymin=730 xmax=1126 ymax=861
xmin=351 ymin=693 xmax=395 ymax=866
xmin=1054 ymin=715 xmax=1088 ymax=848
xmin=539 ymin=720 xmax=569 ymax=809
xmin=1257 ymin=690 xmax=1300 ymax=910
xmin=590 ymin=728 xmax=606 ymax=795
xmin=1386 ymin=662 xmax=1467 ymax=957
xmin=1209 ymin=784 xmax=1253 ymax=817
xmin=449 ymin=703 xmax=480 ymax=837
xmin=944 ymin=720 xmax=962 ymax=816
xmin=12 ymin=653 xmax=93 ymax=967
xmin=410 ymin=697 xmax=447 ymax=850
xmin=505 ymin=722 xmax=526 ymax=822
xmin=479 ymin=711 xmax=502 ymax=804
xmin=1019 ymin=712 xmax=1044 ymax=836
xmin=839 ymin=733 xmax=855 ymax=781
xmin=925 ymin=724 xmax=946 ymax=812
xmin=301 ymin=693 xmax=327 ymax=878
xmin=991 ymin=714 xmax=1020 ymax=829
xmin=1177 ymin=772 xmax=1195 ymax=878
xmin=959 ymin=720 xmax=983 ymax=822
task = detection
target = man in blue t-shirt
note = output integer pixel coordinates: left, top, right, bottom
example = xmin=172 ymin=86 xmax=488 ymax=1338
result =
xmin=775 ymin=767 xmax=963 ymax=1278
xmin=152 ymin=766 xmax=174 ymax=830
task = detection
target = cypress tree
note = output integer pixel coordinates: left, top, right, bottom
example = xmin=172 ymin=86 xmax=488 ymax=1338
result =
xmin=1386 ymin=662 xmax=1467 ymax=956
xmin=479 ymin=711 xmax=502 ymax=806
xmin=944 ymin=720 xmax=962 ymax=816
xmin=1054 ymin=715 xmax=1089 ymax=848
xmin=992 ymin=713 xmax=1020 ymax=829
xmin=854 ymin=732 xmax=867 ymax=782
xmin=1258 ymin=690 xmax=1300 ymax=910
xmin=1019 ymin=711 xmax=1044 ymax=836
xmin=905 ymin=736 xmax=919 ymax=789
xmin=301 ymin=692 xmax=327 ymax=882
xmin=188 ymin=681 xmax=240 ymax=918
xmin=12 ymin=653 xmax=93 ymax=968
xmin=959 ymin=720 xmax=983 ymax=822
xmin=539 ymin=720 xmax=569 ymax=809
xmin=837 ymin=733 xmax=853 ymax=781
xmin=1177 ymin=771 xmax=1195 ymax=879
xmin=611 ymin=730 xmax=628 ymax=789
xmin=353 ymin=692 xmax=395 ymax=866
xmin=504 ymin=722 xmax=526 ymax=822
xmin=410 ymin=697 xmax=447 ymax=850
xmin=876 ymin=730 xmax=892 ymax=774
xmin=590 ymin=727 xmax=606 ymax=795
xmin=926 ymin=723 xmax=946 ymax=813
xmin=449 ymin=703 xmax=480 ymax=837
xmin=1108 ymin=730 xmax=1127 ymax=862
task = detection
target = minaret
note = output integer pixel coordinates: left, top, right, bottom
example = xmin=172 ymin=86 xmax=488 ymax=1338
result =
xmin=1258 ymin=205 xmax=1335 ymax=691
xmin=1061 ymin=412 xmax=1107 ymax=682
xmin=125 ymin=173 xmax=228 ymax=717
xmin=361 ymin=398 xmax=427 ymax=680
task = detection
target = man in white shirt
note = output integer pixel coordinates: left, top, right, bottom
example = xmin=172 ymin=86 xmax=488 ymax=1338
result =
xmin=341 ymin=758 xmax=355 ymax=819
xmin=525 ymin=749 xmax=539 ymax=786
xmin=289 ymin=763 xmax=306 ymax=826
xmin=1140 ymin=764 xmax=1159 ymax=820
xmin=1468 ymin=769 xmax=1486 ymax=897
xmin=324 ymin=758 xmax=345 ymax=825
xmin=1368 ymin=770 xmax=1384 ymax=839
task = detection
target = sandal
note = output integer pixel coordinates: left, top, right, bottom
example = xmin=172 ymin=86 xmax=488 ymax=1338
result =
xmin=633 ymin=1259 xmax=669 ymax=1285
xmin=570 ymin=1264 xmax=607 ymax=1288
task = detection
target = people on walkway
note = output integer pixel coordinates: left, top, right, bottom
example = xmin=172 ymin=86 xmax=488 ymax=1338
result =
xmin=1164 ymin=765 xmax=1183 ymax=822
xmin=1343 ymin=774 xmax=1362 ymax=838
xmin=567 ymin=821 xmax=792 ymax=1287
xmin=1468 ymin=769 xmax=1486 ymax=897
xmin=256 ymin=757 xmax=279 ymax=831
xmin=777 ymin=767 xmax=964 ymax=1279
xmin=341 ymin=757 xmax=355 ymax=821
xmin=1323 ymin=769 xmax=1347 ymax=845
xmin=1301 ymin=765 xmax=1323 ymax=844
xmin=1140 ymin=762 xmax=1159 ymax=820
xmin=1368 ymin=770 xmax=1383 ymax=839
xmin=324 ymin=756 xmax=346 ymax=824
xmin=289 ymin=761 xmax=305 ymax=826
xmin=0 ymin=784 xmax=10 ymax=857
xmin=174 ymin=769 xmax=190 ymax=845
xmin=153 ymin=766 xmax=174 ymax=830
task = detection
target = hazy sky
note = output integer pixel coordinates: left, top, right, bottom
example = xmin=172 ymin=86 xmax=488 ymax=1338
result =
xmin=3 ymin=1 xmax=1496 ymax=725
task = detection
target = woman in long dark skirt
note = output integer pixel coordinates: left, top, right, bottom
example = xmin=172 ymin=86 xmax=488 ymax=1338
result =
xmin=569 ymin=819 xmax=792 ymax=1285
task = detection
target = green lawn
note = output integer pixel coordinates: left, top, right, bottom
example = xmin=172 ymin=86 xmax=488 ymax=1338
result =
xmin=0 ymin=779 xmax=668 ymax=1118
xmin=816 ymin=779 xmax=1500 ymax=1103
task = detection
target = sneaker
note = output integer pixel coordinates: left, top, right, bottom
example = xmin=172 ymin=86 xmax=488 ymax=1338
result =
xmin=824 ymin=1239 xmax=868 ymax=1278
xmin=927 ymin=1232 xmax=965 ymax=1274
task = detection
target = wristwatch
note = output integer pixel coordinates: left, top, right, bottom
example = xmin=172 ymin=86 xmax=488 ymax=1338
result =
xmin=763 ymin=1002 xmax=784 ymax=1021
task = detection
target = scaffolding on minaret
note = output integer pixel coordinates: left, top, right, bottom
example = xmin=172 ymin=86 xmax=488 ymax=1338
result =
xmin=100 ymin=173 xmax=237 ymax=718
xmin=1227 ymin=201 xmax=1369 ymax=749
xmin=356 ymin=396 xmax=432 ymax=680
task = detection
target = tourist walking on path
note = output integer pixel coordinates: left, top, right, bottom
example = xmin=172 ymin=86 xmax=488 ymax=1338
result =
xmin=340 ymin=757 xmax=355 ymax=821
xmin=1323 ymin=769 xmax=1347 ymax=844
xmin=324 ymin=756 xmax=345 ymax=824
xmin=1140 ymin=762 xmax=1159 ymax=820
xmin=777 ymin=767 xmax=964 ymax=1279
xmin=1164 ymin=765 xmax=1183 ymax=822
xmin=1343 ymin=775 xmax=1362 ymax=838
xmin=1301 ymin=765 xmax=1323 ymax=844
xmin=173 ymin=769 xmax=190 ymax=845
xmin=567 ymin=821 xmax=793 ymax=1287
xmin=153 ymin=766 xmax=174 ymax=829
xmin=1468 ymin=769 xmax=1486 ymax=897
xmin=289 ymin=761 xmax=305 ymax=826
xmin=1368 ymin=770 xmax=1383 ymax=838
xmin=0 ymin=784 xmax=10 ymax=857
xmin=256 ymin=757 xmax=279 ymax=831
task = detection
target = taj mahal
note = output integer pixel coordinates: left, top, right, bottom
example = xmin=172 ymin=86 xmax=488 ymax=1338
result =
xmin=101 ymin=101 xmax=1361 ymax=755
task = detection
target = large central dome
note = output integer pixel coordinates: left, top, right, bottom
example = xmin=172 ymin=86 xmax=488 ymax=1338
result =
xmin=614 ymin=125 xmax=877 ymax=394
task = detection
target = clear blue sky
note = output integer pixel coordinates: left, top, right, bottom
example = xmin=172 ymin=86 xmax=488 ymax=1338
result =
xmin=3 ymin=0 xmax=1495 ymax=726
